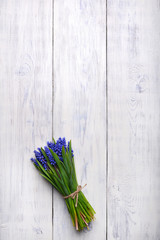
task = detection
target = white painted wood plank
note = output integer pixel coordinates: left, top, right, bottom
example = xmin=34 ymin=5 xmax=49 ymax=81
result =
xmin=53 ymin=0 xmax=106 ymax=239
xmin=0 ymin=1 xmax=52 ymax=239
xmin=108 ymin=1 xmax=160 ymax=239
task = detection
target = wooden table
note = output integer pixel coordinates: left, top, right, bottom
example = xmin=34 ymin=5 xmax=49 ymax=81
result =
xmin=0 ymin=1 xmax=160 ymax=239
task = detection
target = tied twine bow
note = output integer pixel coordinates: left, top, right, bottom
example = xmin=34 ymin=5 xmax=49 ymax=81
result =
xmin=63 ymin=184 xmax=87 ymax=207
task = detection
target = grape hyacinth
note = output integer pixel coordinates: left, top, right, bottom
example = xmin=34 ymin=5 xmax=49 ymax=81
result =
xmin=47 ymin=137 xmax=67 ymax=162
xmin=30 ymin=137 xmax=95 ymax=231
xmin=31 ymin=137 xmax=73 ymax=167
xmin=33 ymin=148 xmax=48 ymax=170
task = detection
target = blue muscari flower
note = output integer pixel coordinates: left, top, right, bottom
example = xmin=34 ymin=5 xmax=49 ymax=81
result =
xmin=33 ymin=148 xmax=48 ymax=170
xmin=44 ymin=146 xmax=56 ymax=165
xmin=31 ymin=158 xmax=38 ymax=166
xmin=31 ymin=137 xmax=74 ymax=169
xmin=47 ymin=137 xmax=67 ymax=162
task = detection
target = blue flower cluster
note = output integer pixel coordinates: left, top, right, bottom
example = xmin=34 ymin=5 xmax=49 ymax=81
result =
xmin=44 ymin=146 xmax=56 ymax=165
xmin=47 ymin=137 xmax=67 ymax=162
xmin=31 ymin=137 xmax=74 ymax=169
xmin=33 ymin=148 xmax=48 ymax=170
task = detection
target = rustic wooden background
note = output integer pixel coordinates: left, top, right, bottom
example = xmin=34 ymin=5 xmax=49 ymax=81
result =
xmin=0 ymin=0 xmax=160 ymax=239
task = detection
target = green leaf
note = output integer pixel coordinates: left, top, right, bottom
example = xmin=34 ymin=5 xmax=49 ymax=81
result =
xmin=49 ymin=148 xmax=71 ymax=195
xmin=61 ymin=146 xmax=70 ymax=176
xmin=71 ymin=157 xmax=78 ymax=184
xmin=36 ymin=159 xmax=52 ymax=180
xmin=40 ymin=148 xmax=65 ymax=195
xmin=69 ymin=140 xmax=72 ymax=154
xmin=66 ymin=152 xmax=72 ymax=171
xmin=40 ymin=174 xmax=59 ymax=191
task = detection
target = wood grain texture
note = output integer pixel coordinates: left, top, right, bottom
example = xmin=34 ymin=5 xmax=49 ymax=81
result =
xmin=53 ymin=0 xmax=106 ymax=239
xmin=108 ymin=0 xmax=160 ymax=239
xmin=0 ymin=1 xmax=52 ymax=239
xmin=2 ymin=0 xmax=160 ymax=239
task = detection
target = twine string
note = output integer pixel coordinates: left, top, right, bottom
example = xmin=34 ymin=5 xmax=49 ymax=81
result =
xmin=63 ymin=184 xmax=87 ymax=207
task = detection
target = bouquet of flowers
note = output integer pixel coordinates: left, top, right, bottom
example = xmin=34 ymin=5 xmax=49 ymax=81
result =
xmin=31 ymin=137 xmax=95 ymax=231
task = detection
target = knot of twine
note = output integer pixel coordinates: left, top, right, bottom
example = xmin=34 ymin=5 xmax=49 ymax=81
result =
xmin=63 ymin=184 xmax=87 ymax=207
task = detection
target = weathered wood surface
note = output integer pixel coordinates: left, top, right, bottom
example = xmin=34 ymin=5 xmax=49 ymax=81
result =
xmin=0 ymin=0 xmax=52 ymax=239
xmin=53 ymin=0 xmax=106 ymax=239
xmin=1 ymin=0 xmax=160 ymax=239
xmin=108 ymin=0 xmax=160 ymax=239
